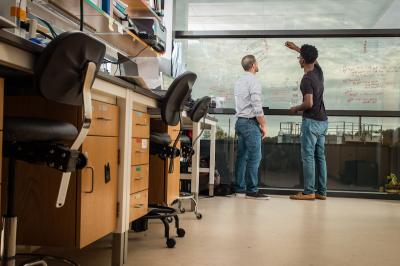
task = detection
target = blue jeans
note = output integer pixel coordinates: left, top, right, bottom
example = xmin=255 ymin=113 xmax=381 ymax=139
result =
xmin=234 ymin=118 xmax=262 ymax=193
xmin=301 ymin=118 xmax=328 ymax=195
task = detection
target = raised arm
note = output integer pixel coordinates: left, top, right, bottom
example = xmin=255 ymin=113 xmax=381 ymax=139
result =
xmin=285 ymin=41 xmax=319 ymax=65
xmin=285 ymin=41 xmax=300 ymax=53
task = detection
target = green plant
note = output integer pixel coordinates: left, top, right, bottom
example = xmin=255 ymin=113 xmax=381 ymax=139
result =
xmin=385 ymin=173 xmax=400 ymax=191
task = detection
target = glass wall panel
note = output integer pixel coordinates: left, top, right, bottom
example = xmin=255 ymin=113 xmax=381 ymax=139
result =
xmin=175 ymin=0 xmax=400 ymax=31
xmin=178 ymin=38 xmax=400 ymax=111
xmin=201 ymin=115 xmax=400 ymax=192
xmin=180 ymin=37 xmax=400 ymax=193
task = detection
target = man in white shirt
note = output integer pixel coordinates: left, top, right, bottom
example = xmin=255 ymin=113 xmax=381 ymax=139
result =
xmin=233 ymin=55 xmax=269 ymax=199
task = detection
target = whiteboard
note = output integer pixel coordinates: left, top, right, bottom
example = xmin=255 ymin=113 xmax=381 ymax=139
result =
xmin=182 ymin=37 xmax=400 ymax=111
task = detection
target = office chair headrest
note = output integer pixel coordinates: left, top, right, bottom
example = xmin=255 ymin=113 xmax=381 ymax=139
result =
xmin=161 ymin=71 xmax=197 ymax=126
xmin=34 ymin=31 xmax=106 ymax=106
xmin=190 ymin=96 xmax=211 ymax=122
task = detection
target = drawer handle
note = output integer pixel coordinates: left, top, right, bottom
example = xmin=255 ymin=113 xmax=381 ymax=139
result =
xmin=96 ymin=117 xmax=112 ymax=121
xmin=134 ymin=176 xmax=144 ymax=180
xmin=84 ymin=166 xmax=95 ymax=193
xmin=134 ymin=204 xmax=145 ymax=208
xmin=135 ymin=150 xmax=147 ymax=154
xmin=135 ymin=123 xmax=148 ymax=126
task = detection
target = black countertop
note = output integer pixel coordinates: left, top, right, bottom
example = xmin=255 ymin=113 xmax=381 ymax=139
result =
xmin=0 ymin=29 xmax=162 ymax=101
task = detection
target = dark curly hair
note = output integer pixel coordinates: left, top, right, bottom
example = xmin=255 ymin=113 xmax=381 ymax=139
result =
xmin=300 ymin=44 xmax=318 ymax=64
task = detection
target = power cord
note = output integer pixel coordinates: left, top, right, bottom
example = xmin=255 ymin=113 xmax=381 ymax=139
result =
xmin=19 ymin=20 xmax=54 ymax=40
xmin=101 ymin=46 xmax=148 ymax=76
xmin=37 ymin=29 xmax=53 ymax=40
xmin=36 ymin=17 xmax=57 ymax=38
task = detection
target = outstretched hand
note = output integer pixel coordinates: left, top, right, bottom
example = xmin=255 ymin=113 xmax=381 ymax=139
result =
xmin=285 ymin=41 xmax=299 ymax=52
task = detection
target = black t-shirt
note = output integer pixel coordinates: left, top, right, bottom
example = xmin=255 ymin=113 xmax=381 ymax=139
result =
xmin=300 ymin=63 xmax=327 ymax=121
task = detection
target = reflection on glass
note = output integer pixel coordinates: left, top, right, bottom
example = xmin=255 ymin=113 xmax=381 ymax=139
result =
xmin=209 ymin=115 xmax=400 ymax=192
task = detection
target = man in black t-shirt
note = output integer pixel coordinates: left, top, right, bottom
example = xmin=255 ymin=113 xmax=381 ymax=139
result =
xmin=285 ymin=42 xmax=328 ymax=201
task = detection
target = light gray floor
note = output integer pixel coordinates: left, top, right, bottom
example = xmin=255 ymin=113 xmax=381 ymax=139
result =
xmin=38 ymin=196 xmax=400 ymax=266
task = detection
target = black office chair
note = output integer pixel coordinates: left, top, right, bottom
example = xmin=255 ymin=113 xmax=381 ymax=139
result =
xmin=173 ymin=96 xmax=211 ymax=219
xmin=131 ymin=71 xmax=196 ymax=248
xmin=2 ymin=31 xmax=105 ymax=266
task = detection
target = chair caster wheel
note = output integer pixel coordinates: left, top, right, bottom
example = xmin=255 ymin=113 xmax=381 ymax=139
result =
xmin=180 ymin=208 xmax=186 ymax=213
xmin=196 ymin=213 xmax=202 ymax=220
xmin=166 ymin=238 xmax=176 ymax=248
xmin=166 ymin=217 xmax=173 ymax=223
xmin=177 ymin=228 xmax=185 ymax=238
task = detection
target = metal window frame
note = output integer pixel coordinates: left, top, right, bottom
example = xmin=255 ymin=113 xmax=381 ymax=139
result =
xmin=209 ymin=108 xmax=400 ymax=118
xmin=175 ymin=29 xmax=400 ymax=39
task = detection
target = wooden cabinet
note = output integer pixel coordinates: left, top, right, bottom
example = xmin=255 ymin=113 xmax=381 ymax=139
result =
xmin=132 ymin=110 xmax=150 ymax=138
xmin=166 ymin=155 xmax=181 ymax=205
xmin=89 ymin=100 xmax=119 ymax=137
xmin=129 ymin=190 xmax=148 ymax=222
xmin=129 ymin=106 xmax=150 ymax=222
xmin=151 ymin=119 xmax=181 ymax=141
xmin=149 ymin=148 xmax=180 ymax=206
xmin=131 ymin=138 xmax=149 ymax=165
xmin=79 ymin=136 xmax=118 ymax=247
xmin=2 ymin=97 xmax=119 ymax=248
xmin=131 ymin=165 xmax=149 ymax=194
xmin=149 ymin=119 xmax=181 ymax=206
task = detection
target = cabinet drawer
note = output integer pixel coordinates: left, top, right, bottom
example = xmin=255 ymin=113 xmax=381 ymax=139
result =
xmin=132 ymin=111 xmax=149 ymax=138
xmin=131 ymin=138 xmax=149 ymax=165
xmin=131 ymin=165 xmax=149 ymax=194
xmin=89 ymin=100 xmax=119 ymax=137
xmin=129 ymin=190 xmax=148 ymax=222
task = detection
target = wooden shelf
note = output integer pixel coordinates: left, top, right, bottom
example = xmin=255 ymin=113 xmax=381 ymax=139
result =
xmin=124 ymin=0 xmax=163 ymax=22
xmin=48 ymin=0 xmax=162 ymax=57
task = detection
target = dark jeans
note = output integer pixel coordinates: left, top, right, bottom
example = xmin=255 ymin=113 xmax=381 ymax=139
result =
xmin=301 ymin=118 xmax=328 ymax=195
xmin=234 ymin=118 xmax=262 ymax=193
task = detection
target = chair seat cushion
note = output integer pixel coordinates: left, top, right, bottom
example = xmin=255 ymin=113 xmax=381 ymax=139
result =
xmin=4 ymin=117 xmax=78 ymax=142
xmin=150 ymin=132 xmax=171 ymax=145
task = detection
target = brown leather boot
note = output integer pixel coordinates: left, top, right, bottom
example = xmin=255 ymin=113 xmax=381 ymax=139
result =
xmin=289 ymin=192 xmax=316 ymax=200
xmin=315 ymin=194 xmax=327 ymax=200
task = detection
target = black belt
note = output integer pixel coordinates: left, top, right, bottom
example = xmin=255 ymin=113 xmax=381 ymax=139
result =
xmin=238 ymin=117 xmax=257 ymax=121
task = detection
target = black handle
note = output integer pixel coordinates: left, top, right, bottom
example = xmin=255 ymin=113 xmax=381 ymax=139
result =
xmin=105 ymin=163 xmax=111 ymax=183
xmin=96 ymin=117 xmax=112 ymax=121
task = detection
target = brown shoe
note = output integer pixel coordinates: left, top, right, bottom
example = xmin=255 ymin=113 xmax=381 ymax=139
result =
xmin=315 ymin=194 xmax=327 ymax=200
xmin=290 ymin=192 xmax=315 ymax=200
